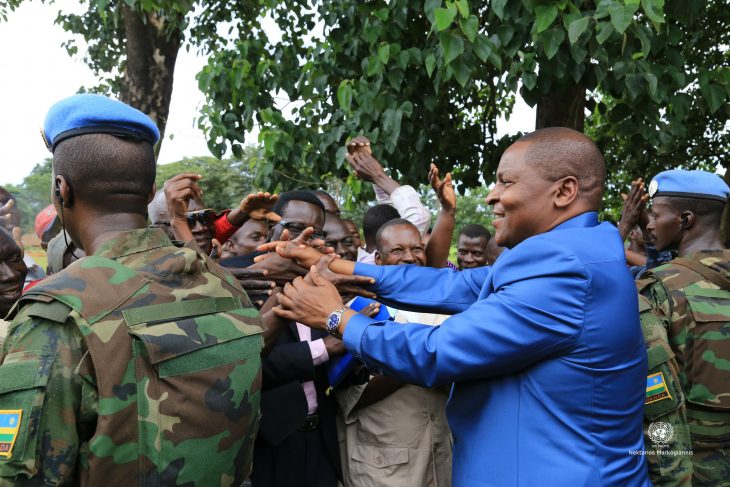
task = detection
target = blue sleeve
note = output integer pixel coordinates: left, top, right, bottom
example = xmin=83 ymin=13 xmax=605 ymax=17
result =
xmin=353 ymin=262 xmax=490 ymax=314
xmin=344 ymin=240 xmax=586 ymax=387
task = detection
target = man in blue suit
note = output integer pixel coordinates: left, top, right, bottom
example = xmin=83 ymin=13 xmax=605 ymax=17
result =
xmin=269 ymin=127 xmax=651 ymax=486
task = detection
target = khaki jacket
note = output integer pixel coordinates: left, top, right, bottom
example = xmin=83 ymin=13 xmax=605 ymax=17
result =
xmin=337 ymin=310 xmax=452 ymax=487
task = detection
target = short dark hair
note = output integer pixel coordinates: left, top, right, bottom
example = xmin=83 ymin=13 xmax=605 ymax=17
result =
xmin=53 ymin=133 xmax=155 ymax=215
xmin=516 ymin=127 xmax=605 ymax=201
xmin=375 ymin=218 xmax=417 ymax=253
xmin=272 ymin=190 xmax=326 ymax=218
xmin=459 ymin=223 xmax=491 ymax=240
xmin=363 ymin=204 xmax=400 ymax=243
xmin=666 ymin=196 xmax=726 ymax=226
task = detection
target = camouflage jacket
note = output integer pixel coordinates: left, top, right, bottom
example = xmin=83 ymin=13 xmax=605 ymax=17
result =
xmin=0 ymin=228 xmax=263 ymax=486
xmin=637 ymin=293 xmax=692 ymax=487
xmin=639 ymin=250 xmax=730 ymax=414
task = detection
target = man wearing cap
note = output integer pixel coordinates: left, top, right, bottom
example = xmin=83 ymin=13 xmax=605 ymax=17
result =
xmin=0 ymin=94 xmax=268 ymax=485
xmin=638 ymin=169 xmax=730 ymax=486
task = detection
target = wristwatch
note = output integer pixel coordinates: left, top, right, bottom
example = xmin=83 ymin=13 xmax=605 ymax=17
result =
xmin=326 ymin=307 xmax=349 ymax=338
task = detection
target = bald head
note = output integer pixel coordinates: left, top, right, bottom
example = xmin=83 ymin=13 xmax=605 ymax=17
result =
xmin=515 ymin=127 xmax=605 ymax=207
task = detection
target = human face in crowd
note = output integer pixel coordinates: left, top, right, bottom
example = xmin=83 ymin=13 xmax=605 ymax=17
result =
xmin=324 ymin=218 xmax=358 ymax=262
xmin=229 ymin=219 xmax=268 ymax=257
xmin=457 ymin=235 xmax=489 ymax=269
xmin=343 ymin=219 xmax=362 ymax=248
xmin=375 ymin=224 xmax=426 ymax=266
xmin=486 ymin=143 xmax=557 ymax=248
xmin=270 ymin=200 xmax=325 ymax=242
xmin=187 ymin=199 xmax=215 ymax=255
xmin=0 ymin=233 xmax=27 ymax=315
xmin=486 ymin=237 xmax=504 ymax=265
xmin=149 ymin=206 xmax=176 ymax=240
xmin=647 ymin=197 xmax=682 ymax=252
xmin=315 ymin=193 xmax=341 ymax=217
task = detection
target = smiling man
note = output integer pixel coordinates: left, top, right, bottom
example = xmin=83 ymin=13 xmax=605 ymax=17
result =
xmin=269 ymin=127 xmax=650 ymax=487
xmin=0 ymin=227 xmax=27 ymax=349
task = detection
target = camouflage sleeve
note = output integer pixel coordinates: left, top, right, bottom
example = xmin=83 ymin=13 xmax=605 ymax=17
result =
xmin=637 ymin=290 xmax=693 ymax=487
xmin=0 ymin=303 xmax=84 ymax=486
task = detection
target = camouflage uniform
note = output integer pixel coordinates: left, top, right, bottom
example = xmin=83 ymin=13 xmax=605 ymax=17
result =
xmin=639 ymin=250 xmax=730 ymax=487
xmin=637 ymin=294 xmax=692 ymax=486
xmin=0 ymin=228 xmax=263 ymax=486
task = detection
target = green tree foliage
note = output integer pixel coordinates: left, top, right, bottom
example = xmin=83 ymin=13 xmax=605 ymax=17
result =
xmin=3 ymin=159 xmax=53 ymax=234
xmin=155 ymin=151 xmax=260 ymax=211
xmin=198 ymin=0 xmax=729 ymax=215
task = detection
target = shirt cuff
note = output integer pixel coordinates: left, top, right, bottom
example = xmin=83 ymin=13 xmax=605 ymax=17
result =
xmin=343 ymin=313 xmax=376 ymax=362
xmin=212 ymin=210 xmax=240 ymax=244
xmin=353 ymin=262 xmax=383 ymax=280
xmin=309 ymin=339 xmax=329 ymax=366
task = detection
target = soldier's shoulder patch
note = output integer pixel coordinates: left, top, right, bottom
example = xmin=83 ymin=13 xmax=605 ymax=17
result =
xmin=0 ymin=410 xmax=22 ymax=458
xmin=646 ymin=372 xmax=672 ymax=405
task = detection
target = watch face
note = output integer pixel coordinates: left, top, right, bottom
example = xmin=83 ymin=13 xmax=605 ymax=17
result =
xmin=328 ymin=314 xmax=339 ymax=328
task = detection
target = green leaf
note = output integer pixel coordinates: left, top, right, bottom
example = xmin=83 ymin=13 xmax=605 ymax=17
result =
xmin=595 ymin=21 xmax=613 ymax=44
xmin=492 ymin=0 xmax=508 ymax=20
xmin=609 ymin=3 xmax=638 ymax=34
xmin=568 ymin=17 xmax=589 ymax=44
xmin=378 ymin=43 xmax=390 ymax=64
xmin=701 ymin=82 xmax=726 ymax=114
xmin=336 ymin=80 xmax=353 ymax=112
xmin=522 ymin=71 xmax=537 ymax=90
xmin=460 ymin=15 xmax=479 ymax=43
xmin=434 ymin=6 xmax=457 ymax=31
xmin=456 ymin=0 xmax=469 ymax=18
xmin=534 ymin=4 xmax=558 ymax=34
xmin=641 ymin=0 xmax=665 ymax=24
xmin=440 ymin=31 xmax=465 ymax=65
xmin=473 ymin=34 xmax=492 ymax=62
xmin=425 ymin=52 xmax=436 ymax=78
xmin=453 ymin=60 xmax=470 ymax=87
xmin=644 ymin=72 xmax=658 ymax=98
xmin=387 ymin=68 xmax=405 ymax=89
xmin=540 ymin=28 xmax=564 ymax=60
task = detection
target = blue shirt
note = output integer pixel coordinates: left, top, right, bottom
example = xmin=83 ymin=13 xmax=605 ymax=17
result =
xmin=344 ymin=212 xmax=650 ymax=487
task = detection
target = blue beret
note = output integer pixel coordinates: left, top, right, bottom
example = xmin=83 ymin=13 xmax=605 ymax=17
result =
xmin=648 ymin=169 xmax=730 ymax=203
xmin=42 ymin=94 xmax=160 ymax=152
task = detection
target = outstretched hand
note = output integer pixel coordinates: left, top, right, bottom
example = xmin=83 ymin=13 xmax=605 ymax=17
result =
xmin=429 ymin=163 xmax=456 ymax=212
xmin=304 ymin=254 xmax=376 ymax=299
xmin=255 ymin=227 xmax=332 ymax=269
xmin=274 ymin=264 xmax=345 ymax=329
xmin=240 ymin=192 xmax=281 ymax=222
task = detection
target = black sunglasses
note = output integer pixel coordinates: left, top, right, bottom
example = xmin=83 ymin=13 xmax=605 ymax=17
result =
xmin=276 ymin=220 xmax=327 ymax=240
xmin=153 ymin=209 xmax=217 ymax=229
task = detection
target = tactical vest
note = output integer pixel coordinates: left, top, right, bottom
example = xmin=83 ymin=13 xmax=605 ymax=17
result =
xmin=642 ymin=256 xmax=730 ymax=415
xmin=18 ymin=253 xmax=263 ymax=486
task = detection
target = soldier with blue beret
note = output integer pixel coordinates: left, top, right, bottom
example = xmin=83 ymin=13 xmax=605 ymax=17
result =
xmin=0 ymin=94 xmax=270 ymax=485
xmin=638 ymin=168 xmax=730 ymax=486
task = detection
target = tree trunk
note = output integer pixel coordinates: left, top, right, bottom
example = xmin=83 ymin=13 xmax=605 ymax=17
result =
xmin=120 ymin=5 xmax=182 ymax=155
xmin=535 ymin=83 xmax=586 ymax=131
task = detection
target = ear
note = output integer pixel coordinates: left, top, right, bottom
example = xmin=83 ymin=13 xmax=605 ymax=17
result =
xmin=680 ymin=210 xmax=694 ymax=229
xmin=147 ymin=183 xmax=157 ymax=204
xmin=54 ymin=174 xmax=73 ymax=208
xmin=374 ymin=251 xmax=382 ymax=265
xmin=552 ymin=176 xmax=579 ymax=208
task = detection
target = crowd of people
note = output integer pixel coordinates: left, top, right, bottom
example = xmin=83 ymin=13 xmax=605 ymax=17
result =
xmin=0 ymin=93 xmax=727 ymax=487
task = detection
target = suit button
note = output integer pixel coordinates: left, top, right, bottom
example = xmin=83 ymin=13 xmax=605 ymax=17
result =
xmin=375 ymin=456 xmax=383 ymax=465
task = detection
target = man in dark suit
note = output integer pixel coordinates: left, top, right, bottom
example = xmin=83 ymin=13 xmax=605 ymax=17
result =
xmin=250 ymin=191 xmax=344 ymax=487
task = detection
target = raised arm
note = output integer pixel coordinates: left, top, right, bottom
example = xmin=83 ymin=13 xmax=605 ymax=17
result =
xmin=425 ymin=163 xmax=456 ymax=268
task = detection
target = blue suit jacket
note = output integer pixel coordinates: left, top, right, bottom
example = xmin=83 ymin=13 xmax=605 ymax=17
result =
xmin=344 ymin=212 xmax=650 ymax=487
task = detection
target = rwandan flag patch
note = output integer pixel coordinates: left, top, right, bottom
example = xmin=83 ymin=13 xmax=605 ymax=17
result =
xmin=0 ymin=410 xmax=22 ymax=458
xmin=646 ymin=372 xmax=671 ymax=405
